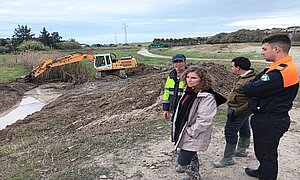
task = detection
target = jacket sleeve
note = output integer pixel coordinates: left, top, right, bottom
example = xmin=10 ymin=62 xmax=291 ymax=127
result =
xmin=162 ymin=77 xmax=170 ymax=111
xmin=244 ymin=70 xmax=284 ymax=99
xmin=187 ymin=95 xmax=217 ymax=138
xmin=234 ymin=79 xmax=251 ymax=116
xmin=234 ymin=102 xmax=248 ymax=116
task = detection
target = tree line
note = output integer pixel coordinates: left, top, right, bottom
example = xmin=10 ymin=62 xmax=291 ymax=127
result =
xmin=0 ymin=24 xmax=83 ymax=53
xmin=2 ymin=25 xmax=300 ymax=53
xmin=149 ymin=27 xmax=300 ymax=48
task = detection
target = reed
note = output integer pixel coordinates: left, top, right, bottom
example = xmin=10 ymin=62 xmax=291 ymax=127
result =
xmin=18 ymin=51 xmax=89 ymax=82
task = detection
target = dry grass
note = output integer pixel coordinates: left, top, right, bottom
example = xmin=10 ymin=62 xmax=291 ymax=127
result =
xmin=17 ymin=51 xmax=64 ymax=68
xmin=17 ymin=51 xmax=89 ymax=83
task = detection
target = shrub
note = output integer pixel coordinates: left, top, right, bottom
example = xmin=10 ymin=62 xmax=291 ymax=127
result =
xmin=0 ymin=46 xmax=9 ymax=54
xmin=18 ymin=40 xmax=49 ymax=51
xmin=57 ymin=41 xmax=82 ymax=50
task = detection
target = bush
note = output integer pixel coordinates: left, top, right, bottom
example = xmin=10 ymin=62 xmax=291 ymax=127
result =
xmin=18 ymin=40 xmax=49 ymax=51
xmin=0 ymin=46 xmax=9 ymax=54
xmin=57 ymin=41 xmax=82 ymax=50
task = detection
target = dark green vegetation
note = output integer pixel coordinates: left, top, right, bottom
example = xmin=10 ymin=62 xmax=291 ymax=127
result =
xmin=149 ymin=27 xmax=300 ymax=47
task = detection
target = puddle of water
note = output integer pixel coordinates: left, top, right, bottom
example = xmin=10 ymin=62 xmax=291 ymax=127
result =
xmin=0 ymin=97 xmax=46 ymax=130
xmin=0 ymin=84 xmax=63 ymax=130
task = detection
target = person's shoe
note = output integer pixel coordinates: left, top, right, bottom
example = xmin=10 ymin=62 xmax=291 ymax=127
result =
xmin=245 ymin=168 xmax=260 ymax=178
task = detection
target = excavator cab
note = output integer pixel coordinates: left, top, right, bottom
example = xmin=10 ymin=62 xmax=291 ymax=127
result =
xmin=93 ymin=53 xmax=137 ymax=78
xmin=94 ymin=53 xmax=114 ymax=70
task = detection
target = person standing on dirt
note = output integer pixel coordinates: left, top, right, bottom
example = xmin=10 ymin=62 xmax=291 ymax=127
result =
xmin=243 ymin=34 xmax=299 ymax=180
xmin=173 ymin=67 xmax=226 ymax=180
xmin=162 ymin=54 xmax=187 ymax=141
xmin=213 ymin=57 xmax=256 ymax=168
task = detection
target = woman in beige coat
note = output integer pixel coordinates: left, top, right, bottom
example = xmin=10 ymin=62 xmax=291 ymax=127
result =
xmin=172 ymin=67 xmax=226 ymax=180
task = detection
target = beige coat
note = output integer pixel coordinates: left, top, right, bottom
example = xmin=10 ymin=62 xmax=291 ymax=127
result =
xmin=172 ymin=91 xmax=217 ymax=152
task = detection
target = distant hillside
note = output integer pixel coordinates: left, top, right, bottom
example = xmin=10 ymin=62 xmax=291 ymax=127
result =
xmin=150 ymin=26 xmax=300 ymax=47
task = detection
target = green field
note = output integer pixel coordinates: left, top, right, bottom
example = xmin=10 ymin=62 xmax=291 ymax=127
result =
xmin=0 ymin=45 xmax=271 ymax=83
xmin=0 ymin=54 xmax=30 ymax=83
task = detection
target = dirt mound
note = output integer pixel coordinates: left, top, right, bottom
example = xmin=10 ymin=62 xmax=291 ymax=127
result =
xmin=134 ymin=63 xmax=161 ymax=76
xmin=2 ymin=62 xmax=234 ymax=139
xmin=0 ymin=62 xmax=238 ymax=179
xmin=0 ymin=81 xmax=37 ymax=114
xmin=200 ymin=62 xmax=234 ymax=96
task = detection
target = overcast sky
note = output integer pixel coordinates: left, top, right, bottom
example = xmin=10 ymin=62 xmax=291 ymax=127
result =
xmin=1 ymin=0 xmax=300 ymax=45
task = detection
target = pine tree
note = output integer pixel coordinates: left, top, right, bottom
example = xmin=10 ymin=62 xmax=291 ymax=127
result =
xmin=12 ymin=24 xmax=35 ymax=47
xmin=39 ymin=27 xmax=51 ymax=46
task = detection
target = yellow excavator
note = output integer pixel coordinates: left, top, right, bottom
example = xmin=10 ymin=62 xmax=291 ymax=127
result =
xmin=25 ymin=52 xmax=138 ymax=81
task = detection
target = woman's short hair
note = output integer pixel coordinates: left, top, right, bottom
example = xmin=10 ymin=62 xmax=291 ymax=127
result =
xmin=181 ymin=66 xmax=212 ymax=91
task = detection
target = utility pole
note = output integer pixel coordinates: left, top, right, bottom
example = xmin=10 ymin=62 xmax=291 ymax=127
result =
xmin=114 ymin=33 xmax=118 ymax=45
xmin=122 ymin=23 xmax=128 ymax=44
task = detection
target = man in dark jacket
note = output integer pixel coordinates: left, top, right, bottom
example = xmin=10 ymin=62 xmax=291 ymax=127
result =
xmin=244 ymin=34 xmax=299 ymax=179
xmin=213 ymin=57 xmax=256 ymax=168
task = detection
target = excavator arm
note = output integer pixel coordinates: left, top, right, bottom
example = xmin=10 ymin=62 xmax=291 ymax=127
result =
xmin=26 ymin=53 xmax=94 ymax=81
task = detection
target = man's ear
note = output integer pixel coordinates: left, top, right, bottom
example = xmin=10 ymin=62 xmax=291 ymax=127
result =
xmin=274 ymin=45 xmax=280 ymax=53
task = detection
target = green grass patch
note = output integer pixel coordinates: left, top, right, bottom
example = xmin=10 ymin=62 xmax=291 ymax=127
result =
xmin=0 ymin=54 xmax=30 ymax=82
xmin=0 ymin=65 xmax=29 ymax=82
xmin=9 ymin=160 xmax=39 ymax=180
xmin=214 ymin=106 xmax=227 ymax=125
xmin=50 ymin=165 xmax=114 ymax=180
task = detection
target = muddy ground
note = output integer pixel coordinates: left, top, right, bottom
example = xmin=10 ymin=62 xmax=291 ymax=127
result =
xmin=0 ymin=56 xmax=299 ymax=179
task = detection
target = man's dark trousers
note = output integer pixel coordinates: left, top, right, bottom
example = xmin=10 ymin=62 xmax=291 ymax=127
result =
xmin=250 ymin=114 xmax=290 ymax=180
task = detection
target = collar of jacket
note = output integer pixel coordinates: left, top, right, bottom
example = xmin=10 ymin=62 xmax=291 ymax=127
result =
xmin=169 ymin=67 xmax=188 ymax=80
xmin=266 ymin=56 xmax=292 ymax=73
xmin=202 ymin=88 xmax=227 ymax=106
xmin=240 ymin=68 xmax=256 ymax=78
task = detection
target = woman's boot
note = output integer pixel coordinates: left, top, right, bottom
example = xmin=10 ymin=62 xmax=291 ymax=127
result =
xmin=179 ymin=165 xmax=201 ymax=180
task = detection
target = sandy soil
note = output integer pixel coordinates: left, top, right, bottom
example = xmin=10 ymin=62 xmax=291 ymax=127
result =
xmin=0 ymin=44 xmax=299 ymax=179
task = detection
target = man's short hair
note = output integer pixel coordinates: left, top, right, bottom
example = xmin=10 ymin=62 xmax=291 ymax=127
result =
xmin=232 ymin=57 xmax=251 ymax=70
xmin=262 ymin=34 xmax=291 ymax=53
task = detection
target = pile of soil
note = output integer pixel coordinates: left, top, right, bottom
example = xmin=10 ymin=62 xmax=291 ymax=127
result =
xmin=1 ymin=60 xmax=299 ymax=179
xmin=0 ymin=62 xmax=234 ymax=138
xmin=200 ymin=62 xmax=234 ymax=96
xmin=0 ymin=62 xmax=235 ymax=179
xmin=0 ymin=81 xmax=37 ymax=114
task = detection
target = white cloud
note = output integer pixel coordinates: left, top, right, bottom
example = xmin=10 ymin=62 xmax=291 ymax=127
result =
xmin=228 ymin=11 xmax=300 ymax=29
xmin=1 ymin=0 xmax=300 ymax=43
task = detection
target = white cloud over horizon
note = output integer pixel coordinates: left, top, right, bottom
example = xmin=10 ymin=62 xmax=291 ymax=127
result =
xmin=1 ymin=0 xmax=300 ymax=44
